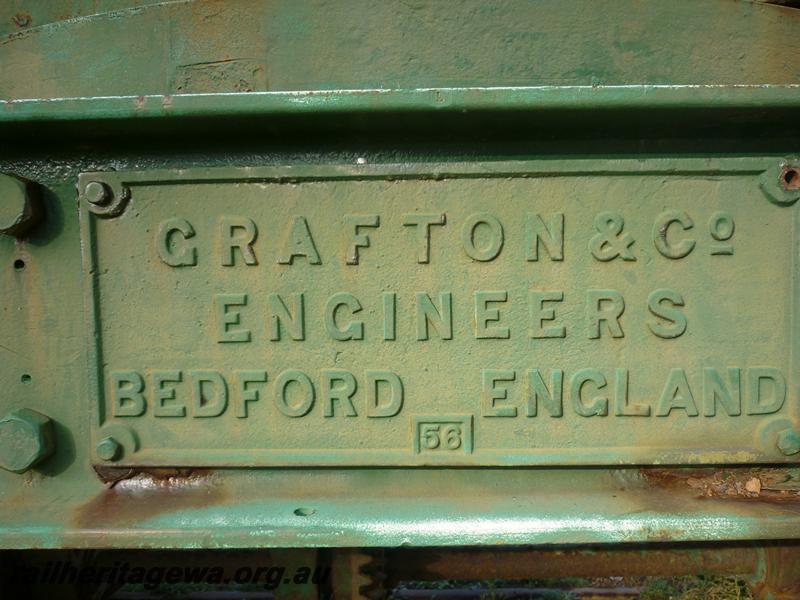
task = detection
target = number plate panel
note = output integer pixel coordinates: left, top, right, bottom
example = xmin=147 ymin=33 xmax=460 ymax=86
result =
xmin=78 ymin=159 xmax=799 ymax=466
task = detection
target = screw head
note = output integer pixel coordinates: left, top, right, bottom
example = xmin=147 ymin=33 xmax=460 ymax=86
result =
xmin=0 ymin=409 xmax=54 ymax=473
xmin=0 ymin=174 xmax=42 ymax=237
xmin=777 ymin=429 xmax=800 ymax=456
xmin=96 ymin=437 xmax=122 ymax=461
xmin=84 ymin=181 xmax=112 ymax=206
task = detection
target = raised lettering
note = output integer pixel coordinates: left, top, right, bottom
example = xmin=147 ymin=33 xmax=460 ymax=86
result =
xmin=526 ymin=369 xmax=563 ymax=417
xmin=746 ymin=367 xmax=786 ymax=415
xmin=647 ymin=288 xmax=687 ymax=339
xmin=220 ymin=216 xmax=258 ymax=266
xmin=474 ymin=291 xmax=509 ymax=339
xmin=481 ymin=369 xmax=517 ymax=417
xmin=152 ymin=370 xmax=184 ymax=417
xmin=703 ymin=367 xmax=741 ymax=416
xmin=571 ymin=369 xmax=608 ymax=417
xmin=589 ymin=212 xmax=635 ymax=262
xmin=277 ymin=216 xmax=321 ymax=265
xmin=416 ymin=292 xmax=453 ymax=340
xmin=275 ymin=370 xmax=315 ymax=417
xmin=215 ymin=293 xmax=251 ymax=343
xmin=526 ymin=213 xmax=564 ymax=261
xmin=461 ymin=212 xmax=504 ymax=261
xmin=614 ymin=368 xmax=650 ymax=416
xmin=325 ymin=293 xmax=364 ymax=341
xmin=366 ymin=371 xmax=404 ymax=417
xmin=234 ymin=370 xmax=267 ymax=418
xmin=268 ymin=293 xmax=305 ymax=341
xmin=345 ymin=214 xmax=379 ymax=265
xmin=653 ymin=210 xmax=695 ymax=259
xmin=111 ymin=370 xmax=146 ymax=417
xmin=709 ymin=211 xmax=735 ymax=255
xmin=191 ymin=370 xmax=228 ymax=418
xmin=156 ymin=218 xmax=197 ymax=267
xmin=322 ymin=370 xmax=358 ymax=417
xmin=529 ymin=290 xmax=565 ymax=339
xmin=403 ymin=213 xmax=446 ymax=263
xmin=587 ymin=290 xmax=625 ymax=339
xmin=656 ymin=368 xmax=698 ymax=416
xmin=383 ymin=292 xmax=396 ymax=341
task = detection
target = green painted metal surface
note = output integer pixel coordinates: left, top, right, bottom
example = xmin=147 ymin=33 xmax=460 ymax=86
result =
xmin=76 ymin=158 xmax=799 ymax=467
xmin=4 ymin=468 xmax=800 ymax=549
xmin=0 ymin=0 xmax=800 ymax=550
xmin=2 ymin=86 xmax=800 ymax=123
xmin=2 ymin=0 xmax=800 ymax=98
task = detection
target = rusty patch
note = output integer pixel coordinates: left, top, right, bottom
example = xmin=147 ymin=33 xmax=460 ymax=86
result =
xmin=74 ymin=468 xmax=223 ymax=529
xmin=642 ymin=468 xmax=800 ymax=502
xmin=11 ymin=13 xmax=31 ymax=28
xmin=780 ymin=165 xmax=800 ymax=190
xmin=93 ymin=466 xmax=201 ymax=488
xmin=171 ymin=59 xmax=266 ymax=94
xmin=93 ymin=465 xmax=135 ymax=487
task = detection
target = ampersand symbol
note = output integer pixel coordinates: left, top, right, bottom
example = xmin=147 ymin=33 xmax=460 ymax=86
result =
xmin=589 ymin=212 xmax=636 ymax=261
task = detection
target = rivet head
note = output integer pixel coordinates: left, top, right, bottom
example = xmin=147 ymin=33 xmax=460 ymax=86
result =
xmin=96 ymin=437 xmax=122 ymax=461
xmin=777 ymin=429 xmax=800 ymax=456
xmin=84 ymin=181 xmax=112 ymax=206
xmin=0 ymin=409 xmax=54 ymax=473
xmin=0 ymin=174 xmax=42 ymax=237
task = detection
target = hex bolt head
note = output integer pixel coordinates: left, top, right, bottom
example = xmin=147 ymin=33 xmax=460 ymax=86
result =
xmin=84 ymin=181 xmax=112 ymax=206
xmin=96 ymin=437 xmax=122 ymax=461
xmin=777 ymin=429 xmax=800 ymax=456
xmin=0 ymin=173 xmax=43 ymax=237
xmin=0 ymin=409 xmax=54 ymax=473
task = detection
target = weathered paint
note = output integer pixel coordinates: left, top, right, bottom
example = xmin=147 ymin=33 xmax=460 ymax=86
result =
xmin=0 ymin=0 xmax=798 ymax=564
xmin=2 ymin=0 xmax=800 ymax=98
xmin=0 ymin=468 xmax=798 ymax=549
xmin=73 ymin=158 xmax=800 ymax=468
xmin=2 ymin=86 xmax=800 ymax=123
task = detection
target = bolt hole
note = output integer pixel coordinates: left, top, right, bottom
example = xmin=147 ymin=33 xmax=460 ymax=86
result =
xmin=293 ymin=507 xmax=316 ymax=517
xmin=782 ymin=168 xmax=799 ymax=189
xmin=13 ymin=259 xmax=25 ymax=271
xmin=20 ymin=374 xmax=31 ymax=384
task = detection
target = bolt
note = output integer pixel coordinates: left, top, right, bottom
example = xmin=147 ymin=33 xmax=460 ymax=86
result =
xmin=0 ymin=409 xmax=54 ymax=473
xmin=96 ymin=437 xmax=122 ymax=461
xmin=777 ymin=429 xmax=800 ymax=456
xmin=0 ymin=174 xmax=42 ymax=237
xmin=84 ymin=181 xmax=112 ymax=206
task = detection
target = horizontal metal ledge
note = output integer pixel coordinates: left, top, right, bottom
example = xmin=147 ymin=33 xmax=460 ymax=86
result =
xmin=2 ymin=85 xmax=800 ymax=123
xmin=2 ymin=468 xmax=799 ymax=549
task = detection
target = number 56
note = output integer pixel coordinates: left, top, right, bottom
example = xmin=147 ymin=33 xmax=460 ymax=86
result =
xmin=421 ymin=424 xmax=462 ymax=450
